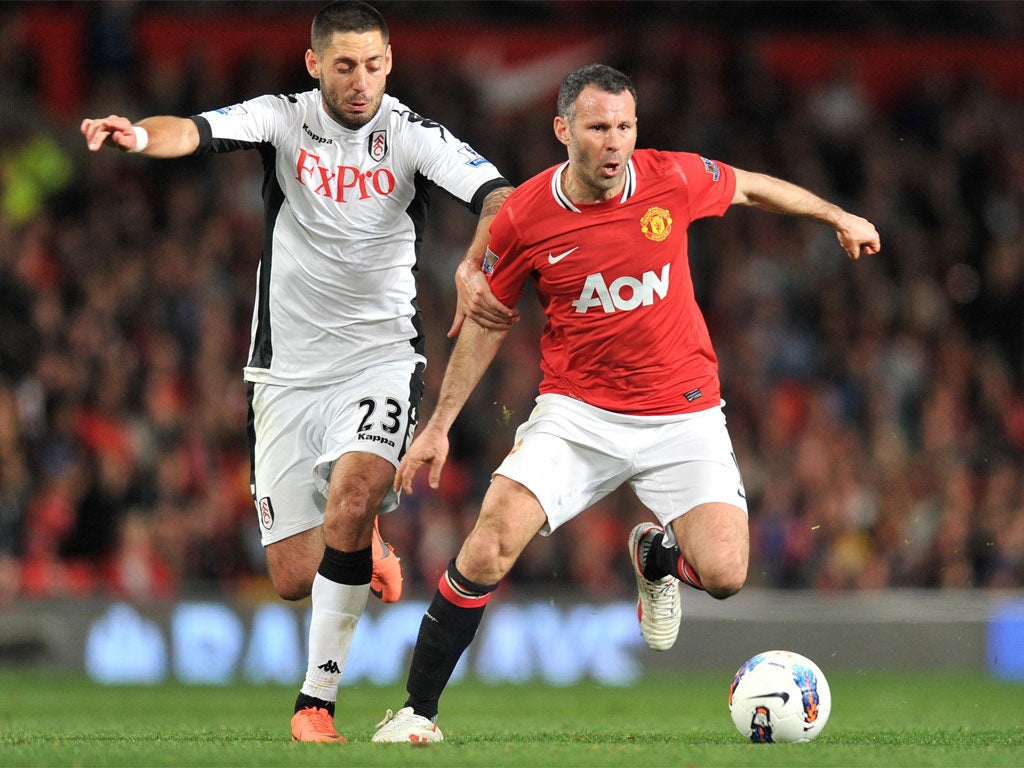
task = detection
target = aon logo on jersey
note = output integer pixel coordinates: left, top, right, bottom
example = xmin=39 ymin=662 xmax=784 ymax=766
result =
xmin=572 ymin=263 xmax=670 ymax=313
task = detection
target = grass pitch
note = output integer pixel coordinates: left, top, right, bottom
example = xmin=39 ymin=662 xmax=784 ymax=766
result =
xmin=0 ymin=669 xmax=1021 ymax=767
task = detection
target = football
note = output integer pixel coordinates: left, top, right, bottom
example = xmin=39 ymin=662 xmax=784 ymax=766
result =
xmin=728 ymin=650 xmax=831 ymax=743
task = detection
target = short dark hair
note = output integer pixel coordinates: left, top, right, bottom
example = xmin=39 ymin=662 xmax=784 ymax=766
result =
xmin=311 ymin=1 xmax=389 ymax=52
xmin=557 ymin=64 xmax=637 ymax=122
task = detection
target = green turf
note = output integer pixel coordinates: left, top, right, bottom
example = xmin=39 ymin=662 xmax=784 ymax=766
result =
xmin=0 ymin=670 xmax=1021 ymax=767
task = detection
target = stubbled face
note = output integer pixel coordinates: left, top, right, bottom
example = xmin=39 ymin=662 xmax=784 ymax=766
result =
xmin=555 ymin=85 xmax=638 ymax=203
xmin=306 ymin=30 xmax=392 ymax=130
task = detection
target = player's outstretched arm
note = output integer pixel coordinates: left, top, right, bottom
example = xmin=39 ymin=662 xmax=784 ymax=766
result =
xmin=448 ymin=186 xmax=519 ymax=338
xmin=395 ymin=320 xmax=508 ymax=494
xmin=731 ymin=167 xmax=881 ymax=260
xmin=80 ymin=115 xmax=200 ymax=159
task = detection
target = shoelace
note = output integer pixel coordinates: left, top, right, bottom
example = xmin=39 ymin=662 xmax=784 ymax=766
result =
xmin=646 ymin=577 xmax=679 ymax=619
xmin=375 ymin=709 xmax=396 ymax=729
xmin=301 ymin=707 xmax=337 ymax=734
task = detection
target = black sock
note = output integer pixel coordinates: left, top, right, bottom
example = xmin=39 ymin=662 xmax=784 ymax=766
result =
xmin=318 ymin=544 xmax=372 ymax=584
xmin=404 ymin=560 xmax=496 ymax=720
xmin=294 ymin=692 xmax=334 ymax=716
xmin=643 ymin=531 xmax=704 ymax=590
xmin=643 ymin=531 xmax=675 ymax=580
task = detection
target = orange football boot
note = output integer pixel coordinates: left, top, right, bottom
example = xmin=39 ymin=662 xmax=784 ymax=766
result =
xmin=370 ymin=516 xmax=403 ymax=602
xmin=291 ymin=707 xmax=346 ymax=743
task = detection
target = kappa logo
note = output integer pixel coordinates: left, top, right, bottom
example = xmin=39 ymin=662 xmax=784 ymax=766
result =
xmin=548 ymin=246 xmax=579 ymax=264
xmin=303 ymin=123 xmax=333 ymax=144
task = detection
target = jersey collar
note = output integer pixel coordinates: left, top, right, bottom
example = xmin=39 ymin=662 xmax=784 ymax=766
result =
xmin=551 ymin=159 xmax=637 ymax=212
xmin=317 ymin=91 xmax=391 ymax=139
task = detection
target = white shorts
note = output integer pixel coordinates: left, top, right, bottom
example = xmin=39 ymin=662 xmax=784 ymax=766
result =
xmin=493 ymin=394 xmax=747 ymax=546
xmin=248 ymin=360 xmax=424 ymax=546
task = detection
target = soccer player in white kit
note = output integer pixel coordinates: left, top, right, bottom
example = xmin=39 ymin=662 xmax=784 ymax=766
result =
xmin=373 ymin=64 xmax=880 ymax=742
xmin=81 ymin=1 xmax=515 ymax=742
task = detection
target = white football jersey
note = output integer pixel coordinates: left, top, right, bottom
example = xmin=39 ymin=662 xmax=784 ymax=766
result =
xmin=193 ymin=90 xmax=508 ymax=386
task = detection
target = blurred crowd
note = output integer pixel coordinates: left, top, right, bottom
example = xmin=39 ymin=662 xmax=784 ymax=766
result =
xmin=1 ymin=2 xmax=1023 ymax=604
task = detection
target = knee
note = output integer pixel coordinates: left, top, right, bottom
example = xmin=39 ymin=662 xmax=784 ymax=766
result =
xmin=704 ymin=572 xmax=746 ymax=600
xmin=323 ymin=459 xmax=392 ymax=542
xmin=700 ymin=556 xmax=748 ymax=600
xmin=322 ymin=493 xmax=377 ymax=547
xmin=321 ymin=507 xmax=368 ymax=545
xmin=458 ymin=528 xmax=515 ymax=586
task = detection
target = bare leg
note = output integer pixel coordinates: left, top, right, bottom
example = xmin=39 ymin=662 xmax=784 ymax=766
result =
xmin=402 ymin=476 xmax=546 ymax=721
xmin=669 ymin=501 xmax=748 ymax=598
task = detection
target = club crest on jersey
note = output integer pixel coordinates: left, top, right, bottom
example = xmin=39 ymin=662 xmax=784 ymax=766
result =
xmin=701 ymin=156 xmax=721 ymax=181
xmin=258 ymin=497 xmax=275 ymax=530
xmin=640 ymin=206 xmax=673 ymax=242
xmin=482 ymin=247 xmax=500 ymax=274
xmin=369 ymin=130 xmax=388 ymax=162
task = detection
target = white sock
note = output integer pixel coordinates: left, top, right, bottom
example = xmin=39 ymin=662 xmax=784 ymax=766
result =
xmin=300 ymin=573 xmax=370 ymax=703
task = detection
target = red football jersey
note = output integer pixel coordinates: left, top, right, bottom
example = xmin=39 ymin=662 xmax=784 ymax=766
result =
xmin=485 ymin=149 xmax=736 ymax=416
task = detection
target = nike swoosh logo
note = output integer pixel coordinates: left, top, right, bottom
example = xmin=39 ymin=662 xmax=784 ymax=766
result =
xmin=548 ymin=246 xmax=579 ymax=264
xmin=751 ymin=692 xmax=791 ymax=704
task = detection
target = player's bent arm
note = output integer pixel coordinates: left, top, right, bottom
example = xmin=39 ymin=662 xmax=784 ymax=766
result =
xmin=449 ymin=186 xmax=518 ymax=337
xmin=730 ymin=167 xmax=881 ymax=260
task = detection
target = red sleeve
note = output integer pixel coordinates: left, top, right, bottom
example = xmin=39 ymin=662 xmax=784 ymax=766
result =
xmin=483 ymin=201 xmax=531 ymax=308
xmin=670 ymin=152 xmax=736 ymax=221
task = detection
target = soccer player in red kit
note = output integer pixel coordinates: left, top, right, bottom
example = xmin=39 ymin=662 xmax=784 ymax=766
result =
xmin=373 ymin=64 xmax=880 ymax=742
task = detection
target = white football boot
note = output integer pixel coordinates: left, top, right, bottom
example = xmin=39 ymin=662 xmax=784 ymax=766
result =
xmin=372 ymin=707 xmax=444 ymax=743
xmin=628 ymin=523 xmax=681 ymax=651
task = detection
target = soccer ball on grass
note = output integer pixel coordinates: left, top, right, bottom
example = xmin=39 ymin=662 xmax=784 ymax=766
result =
xmin=728 ymin=649 xmax=831 ymax=743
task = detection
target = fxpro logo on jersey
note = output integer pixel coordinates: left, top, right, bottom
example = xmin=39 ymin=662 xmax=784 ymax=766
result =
xmin=294 ymin=148 xmax=396 ymax=203
xmin=572 ymin=263 xmax=670 ymax=313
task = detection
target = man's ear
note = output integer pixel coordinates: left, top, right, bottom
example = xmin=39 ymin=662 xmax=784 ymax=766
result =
xmin=554 ymin=116 xmax=570 ymax=147
xmin=305 ymin=48 xmax=319 ymax=79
